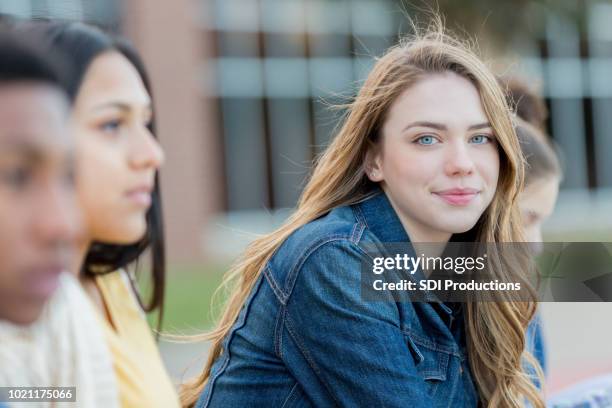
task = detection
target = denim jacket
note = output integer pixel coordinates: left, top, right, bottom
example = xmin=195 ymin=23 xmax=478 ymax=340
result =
xmin=197 ymin=189 xmax=546 ymax=408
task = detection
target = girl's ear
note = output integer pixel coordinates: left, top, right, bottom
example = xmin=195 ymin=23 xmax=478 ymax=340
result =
xmin=364 ymin=143 xmax=384 ymax=182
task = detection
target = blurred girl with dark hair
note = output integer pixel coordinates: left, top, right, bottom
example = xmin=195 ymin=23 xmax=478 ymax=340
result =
xmin=22 ymin=21 xmax=179 ymax=407
xmin=516 ymin=119 xmax=562 ymax=249
xmin=500 ymin=78 xmax=562 ymax=247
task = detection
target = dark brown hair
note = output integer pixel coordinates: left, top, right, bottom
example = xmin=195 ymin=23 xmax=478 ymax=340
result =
xmin=500 ymin=76 xmax=548 ymax=131
xmin=515 ymin=118 xmax=562 ymax=186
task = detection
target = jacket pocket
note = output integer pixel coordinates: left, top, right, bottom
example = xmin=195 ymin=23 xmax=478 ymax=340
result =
xmin=404 ymin=334 xmax=451 ymax=396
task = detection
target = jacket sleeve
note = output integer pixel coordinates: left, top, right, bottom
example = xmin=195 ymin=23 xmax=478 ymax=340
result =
xmin=280 ymin=239 xmax=433 ymax=407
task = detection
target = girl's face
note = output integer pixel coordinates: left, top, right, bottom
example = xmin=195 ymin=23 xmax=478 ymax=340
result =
xmin=519 ymin=176 xmax=559 ymax=249
xmin=368 ymin=72 xmax=500 ymax=242
xmin=72 ymin=51 xmax=164 ymax=245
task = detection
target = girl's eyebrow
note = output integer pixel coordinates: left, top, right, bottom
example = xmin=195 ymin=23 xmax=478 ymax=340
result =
xmin=402 ymin=121 xmax=492 ymax=132
xmin=92 ymin=101 xmax=152 ymax=112
xmin=92 ymin=102 xmax=130 ymax=112
xmin=467 ymin=122 xmax=492 ymax=130
xmin=402 ymin=121 xmax=446 ymax=132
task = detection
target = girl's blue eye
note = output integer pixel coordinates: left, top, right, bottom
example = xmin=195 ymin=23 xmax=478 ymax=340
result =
xmin=470 ymin=135 xmax=491 ymax=144
xmin=416 ymin=135 xmax=438 ymax=145
xmin=100 ymin=120 xmax=122 ymax=134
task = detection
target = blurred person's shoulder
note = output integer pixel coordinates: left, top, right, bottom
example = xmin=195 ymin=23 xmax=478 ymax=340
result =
xmin=94 ymin=269 xmax=144 ymax=316
xmin=548 ymin=374 xmax=612 ymax=407
xmin=0 ymin=272 xmax=118 ymax=405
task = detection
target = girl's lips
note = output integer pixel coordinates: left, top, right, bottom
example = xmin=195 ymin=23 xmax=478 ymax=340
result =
xmin=125 ymin=185 xmax=153 ymax=207
xmin=432 ymin=189 xmax=480 ymax=206
xmin=126 ymin=190 xmax=152 ymax=207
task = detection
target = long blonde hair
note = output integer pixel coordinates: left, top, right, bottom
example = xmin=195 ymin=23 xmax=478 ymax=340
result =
xmin=181 ymin=24 xmax=544 ymax=408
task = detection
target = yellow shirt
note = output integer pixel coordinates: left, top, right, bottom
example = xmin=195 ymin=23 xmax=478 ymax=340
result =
xmin=94 ymin=271 xmax=180 ymax=408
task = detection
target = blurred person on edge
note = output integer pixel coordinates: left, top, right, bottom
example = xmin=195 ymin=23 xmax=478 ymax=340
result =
xmin=502 ymin=77 xmax=612 ymax=408
xmin=500 ymin=76 xmax=563 ymax=391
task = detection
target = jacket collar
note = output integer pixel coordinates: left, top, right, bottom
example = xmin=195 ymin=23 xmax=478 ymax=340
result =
xmin=352 ymin=187 xmax=410 ymax=244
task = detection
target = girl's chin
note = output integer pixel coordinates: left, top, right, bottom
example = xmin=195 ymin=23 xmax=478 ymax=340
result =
xmin=118 ymin=230 xmax=147 ymax=244
xmin=433 ymin=217 xmax=480 ymax=235
xmin=97 ymin=226 xmax=147 ymax=245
